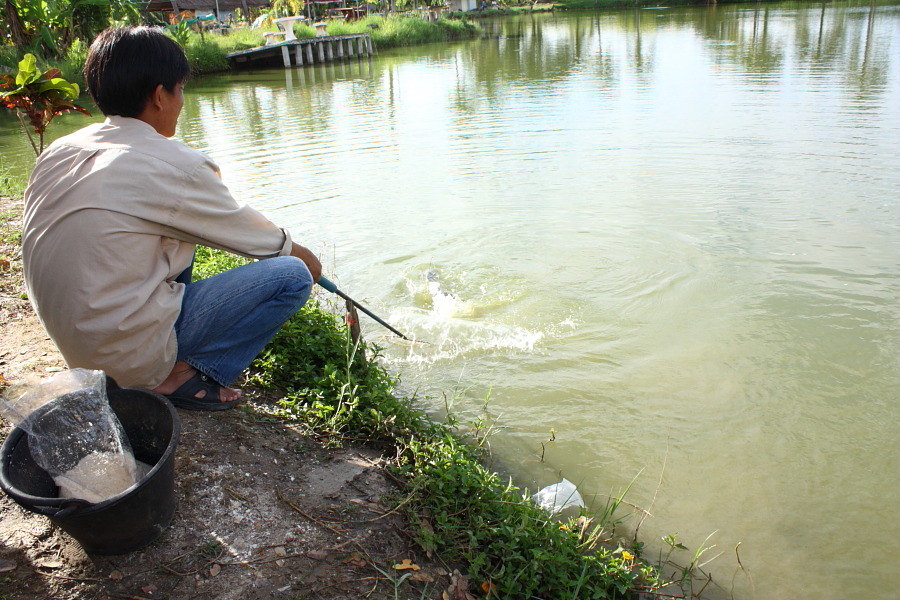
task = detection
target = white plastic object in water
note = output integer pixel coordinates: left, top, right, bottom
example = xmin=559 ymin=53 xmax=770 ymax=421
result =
xmin=532 ymin=479 xmax=585 ymax=514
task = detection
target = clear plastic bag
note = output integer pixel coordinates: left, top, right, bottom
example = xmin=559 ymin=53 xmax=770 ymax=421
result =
xmin=532 ymin=478 xmax=586 ymax=514
xmin=0 ymin=369 xmax=138 ymax=503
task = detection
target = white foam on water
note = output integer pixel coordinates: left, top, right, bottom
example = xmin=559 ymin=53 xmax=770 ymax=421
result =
xmin=382 ymin=265 xmax=556 ymax=364
xmin=385 ymin=306 xmax=544 ymax=365
xmin=427 ymin=280 xmax=478 ymax=319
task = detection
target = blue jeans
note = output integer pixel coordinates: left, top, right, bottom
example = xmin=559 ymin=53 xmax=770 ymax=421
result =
xmin=173 ymin=256 xmax=312 ymax=386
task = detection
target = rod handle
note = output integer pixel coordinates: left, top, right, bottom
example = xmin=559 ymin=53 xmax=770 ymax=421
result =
xmin=317 ymin=275 xmax=338 ymax=294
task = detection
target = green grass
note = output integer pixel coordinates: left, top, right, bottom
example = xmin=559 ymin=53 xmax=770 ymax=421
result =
xmin=0 ymin=157 xmax=28 ymax=200
xmin=325 ymin=15 xmax=480 ymax=49
xmin=177 ymin=28 xmax=269 ymax=75
xmin=0 ymin=209 xmax=22 ymax=247
xmin=192 ymin=246 xmax=662 ymax=598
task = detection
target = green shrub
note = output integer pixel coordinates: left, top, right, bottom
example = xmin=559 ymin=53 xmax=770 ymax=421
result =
xmin=206 ymin=27 xmax=267 ymax=53
xmin=185 ymin=37 xmax=230 ymax=75
xmin=0 ymin=47 xmax=19 ymax=73
xmin=57 ymin=39 xmax=89 ymax=87
xmin=0 ymin=44 xmax=87 ymax=88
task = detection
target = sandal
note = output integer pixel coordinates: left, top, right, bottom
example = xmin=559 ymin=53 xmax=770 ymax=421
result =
xmin=165 ymin=371 xmax=241 ymax=411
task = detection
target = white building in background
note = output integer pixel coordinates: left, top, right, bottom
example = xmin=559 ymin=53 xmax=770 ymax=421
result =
xmin=448 ymin=0 xmax=479 ymax=11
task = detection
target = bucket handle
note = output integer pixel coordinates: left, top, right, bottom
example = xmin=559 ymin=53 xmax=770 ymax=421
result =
xmin=53 ymin=499 xmax=93 ymax=518
xmin=10 ymin=492 xmax=94 ymax=517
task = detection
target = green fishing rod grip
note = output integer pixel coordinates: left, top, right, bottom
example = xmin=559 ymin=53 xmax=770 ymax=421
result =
xmin=317 ymin=275 xmax=338 ymax=294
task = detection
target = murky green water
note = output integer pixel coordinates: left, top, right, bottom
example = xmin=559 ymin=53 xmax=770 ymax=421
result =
xmin=2 ymin=2 xmax=898 ymax=597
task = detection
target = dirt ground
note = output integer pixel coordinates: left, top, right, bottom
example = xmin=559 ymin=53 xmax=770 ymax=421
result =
xmin=0 ymin=196 xmax=465 ymax=600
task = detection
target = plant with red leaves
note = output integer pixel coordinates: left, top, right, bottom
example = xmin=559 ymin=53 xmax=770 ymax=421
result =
xmin=1 ymin=53 xmax=91 ymax=156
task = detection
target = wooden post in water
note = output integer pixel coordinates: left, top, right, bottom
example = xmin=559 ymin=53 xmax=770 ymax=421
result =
xmin=223 ymin=33 xmax=375 ymax=69
xmin=345 ymin=300 xmax=363 ymax=356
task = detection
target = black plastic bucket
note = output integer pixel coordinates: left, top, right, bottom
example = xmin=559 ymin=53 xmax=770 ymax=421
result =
xmin=0 ymin=384 xmax=180 ymax=554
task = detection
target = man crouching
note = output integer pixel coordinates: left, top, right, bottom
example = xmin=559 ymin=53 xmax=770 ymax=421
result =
xmin=23 ymin=26 xmax=322 ymax=410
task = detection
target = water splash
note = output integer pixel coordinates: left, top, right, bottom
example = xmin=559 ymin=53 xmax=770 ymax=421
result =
xmin=424 ymin=268 xmax=478 ymax=319
xmin=379 ymin=265 xmax=549 ymax=364
xmin=387 ymin=307 xmax=544 ymax=365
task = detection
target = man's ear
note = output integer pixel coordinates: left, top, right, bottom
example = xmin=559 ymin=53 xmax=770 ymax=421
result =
xmin=147 ymin=84 xmax=166 ymax=112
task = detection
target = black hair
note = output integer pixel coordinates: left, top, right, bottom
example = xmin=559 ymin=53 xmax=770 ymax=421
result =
xmin=83 ymin=26 xmax=190 ymax=117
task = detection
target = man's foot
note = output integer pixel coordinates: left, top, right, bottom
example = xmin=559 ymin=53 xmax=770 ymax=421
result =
xmin=160 ymin=371 xmax=243 ymax=412
xmin=153 ymin=361 xmax=242 ymax=405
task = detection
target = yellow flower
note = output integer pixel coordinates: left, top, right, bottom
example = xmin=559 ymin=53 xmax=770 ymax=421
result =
xmin=559 ymin=523 xmax=569 ymax=531
xmin=621 ymin=551 xmax=634 ymax=560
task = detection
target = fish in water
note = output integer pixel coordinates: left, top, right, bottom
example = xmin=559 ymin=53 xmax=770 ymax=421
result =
xmin=424 ymin=269 xmax=475 ymax=317
xmin=425 ymin=268 xmax=456 ymax=299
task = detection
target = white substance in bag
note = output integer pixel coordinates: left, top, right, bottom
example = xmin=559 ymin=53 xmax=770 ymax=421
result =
xmin=0 ymin=369 xmax=139 ymax=504
xmin=54 ymin=451 xmax=138 ymax=504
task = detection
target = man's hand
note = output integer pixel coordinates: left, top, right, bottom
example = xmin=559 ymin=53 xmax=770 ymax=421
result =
xmin=290 ymin=243 xmax=322 ymax=282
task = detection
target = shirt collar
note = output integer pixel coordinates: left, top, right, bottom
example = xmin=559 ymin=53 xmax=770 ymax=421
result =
xmin=104 ymin=115 xmax=163 ymax=137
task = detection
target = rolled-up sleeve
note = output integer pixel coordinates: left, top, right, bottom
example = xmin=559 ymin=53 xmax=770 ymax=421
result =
xmin=162 ymin=158 xmax=293 ymax=259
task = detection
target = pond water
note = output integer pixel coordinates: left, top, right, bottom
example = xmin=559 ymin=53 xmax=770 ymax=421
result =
xmin=2 ymin=2 xmax=898 ymax=598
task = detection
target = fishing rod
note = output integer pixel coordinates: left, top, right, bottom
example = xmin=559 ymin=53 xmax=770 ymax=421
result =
xmin=317 ymin=276 xmax=410 ymax=341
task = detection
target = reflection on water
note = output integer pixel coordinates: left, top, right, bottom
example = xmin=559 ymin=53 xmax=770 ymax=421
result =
xmin=1 ymin=3 xmax=898 ymax=599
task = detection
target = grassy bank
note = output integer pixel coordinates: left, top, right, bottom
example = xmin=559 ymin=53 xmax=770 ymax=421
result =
xmin=189 ymin=246 xmax=665 ymax=598
xmin=321 ymin=14 xmax=481 ymax=48
xmin=1 ymin=15 xmax=480 ymax=83
xmin=196 ymin=14 xmax=481 ymax=68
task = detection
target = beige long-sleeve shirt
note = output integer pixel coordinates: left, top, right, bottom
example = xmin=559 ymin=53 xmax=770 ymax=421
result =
xmin=23 ymin=116 xmax=293 ymax=388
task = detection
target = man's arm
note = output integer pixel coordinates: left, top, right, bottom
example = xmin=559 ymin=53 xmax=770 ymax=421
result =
xmin=158 ymin=160 xmax=325 ymax=275
xmin=290 ymin=242 xmax=322 ymax=282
